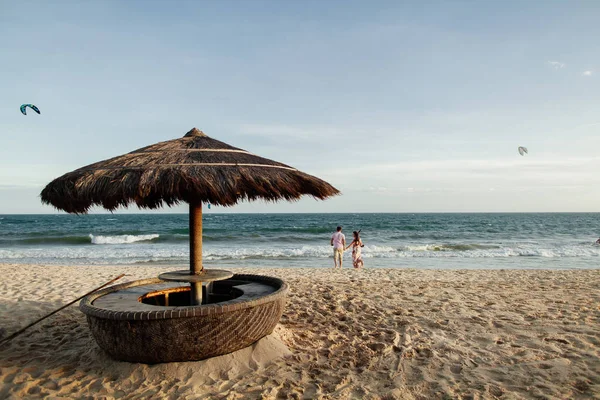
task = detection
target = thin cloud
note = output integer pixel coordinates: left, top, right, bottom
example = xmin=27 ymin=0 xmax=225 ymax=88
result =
xmin=237 ymin=124 xmax=342 ymax=139
xmin=0 ymin=184 xmax=42 ymax=190
xmin=324 ymin=157 xmax=600 ymax=186
xmin=548 ymin=61 xmax=565 ymax=69
xmin=367 ymin=186 xmax=388 ymax=193
xmin=574 ymin=122 xmax=600 ymax=129
xmin=583 ymin=70 xmax=593 ymax=76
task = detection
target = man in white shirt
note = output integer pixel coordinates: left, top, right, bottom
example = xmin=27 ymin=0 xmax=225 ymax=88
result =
xmin=330 ymin=226 xmax=346 ymax=269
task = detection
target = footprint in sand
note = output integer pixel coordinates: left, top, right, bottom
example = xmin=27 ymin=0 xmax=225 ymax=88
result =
xmin=543 ymin=337 xmax=570 ymax=345
xmin=450 ymin=364 xmax=462 ymax=374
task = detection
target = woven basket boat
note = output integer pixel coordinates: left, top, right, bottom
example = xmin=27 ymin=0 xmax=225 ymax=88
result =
xmin=80 ymin=274 xmax=288 ymax=363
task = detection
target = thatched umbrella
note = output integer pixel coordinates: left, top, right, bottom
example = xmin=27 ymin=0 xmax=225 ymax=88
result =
xmin=41 ymin=127 xmax=339 ymax=304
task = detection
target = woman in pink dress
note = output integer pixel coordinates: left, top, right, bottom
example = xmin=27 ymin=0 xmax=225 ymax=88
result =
xmin=345 ymin=230 xmax=364 ymax=269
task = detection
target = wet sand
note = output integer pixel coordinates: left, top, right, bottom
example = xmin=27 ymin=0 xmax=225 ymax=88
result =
xmin=0 ymin=264 xmax=598 ymax=399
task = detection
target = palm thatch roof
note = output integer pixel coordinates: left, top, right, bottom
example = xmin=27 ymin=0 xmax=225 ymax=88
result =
xmin=41 ymin=128 xmax=340 ymax=213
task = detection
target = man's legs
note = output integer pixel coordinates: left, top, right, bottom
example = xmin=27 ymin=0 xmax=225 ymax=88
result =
xmin=333 ymin=248 xmax=338 ymax=268
xmin=334 ymin=248 xmax=342 ymax=269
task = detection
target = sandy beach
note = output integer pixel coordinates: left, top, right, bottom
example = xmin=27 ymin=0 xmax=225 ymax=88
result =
xmin=0 ymin=263 xmax=598 ymax=399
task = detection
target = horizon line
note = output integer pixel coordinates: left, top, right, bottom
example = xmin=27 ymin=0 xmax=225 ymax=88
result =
xmin=2 ymin=211 xmax=600 ymax=215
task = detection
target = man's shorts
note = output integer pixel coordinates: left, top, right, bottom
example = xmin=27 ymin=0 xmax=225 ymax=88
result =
xmin=333 ymin=247 xmax=344 ymax=264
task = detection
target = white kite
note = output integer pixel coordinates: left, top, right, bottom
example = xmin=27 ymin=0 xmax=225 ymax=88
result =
xmin=518 ymin=146 xmax=528 ymax=156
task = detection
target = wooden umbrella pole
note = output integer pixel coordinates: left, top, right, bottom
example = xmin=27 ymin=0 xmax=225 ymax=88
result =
xmin=0 ymin=274 xmax=125 ymax=346
xmin=190 ymin=201 xmax=203 ymax=273
xmin=189 ymin=202 xmax=203 ymax=304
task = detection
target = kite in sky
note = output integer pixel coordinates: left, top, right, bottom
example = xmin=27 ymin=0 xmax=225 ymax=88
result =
xmin=20 ymin=104 xmax=41 ymax=115
xmin=518 ymin=146 xmax=528 ymax=156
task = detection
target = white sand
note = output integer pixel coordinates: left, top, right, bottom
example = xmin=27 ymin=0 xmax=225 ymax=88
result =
xmin=0 ymin=264 xmax=598 ymax=399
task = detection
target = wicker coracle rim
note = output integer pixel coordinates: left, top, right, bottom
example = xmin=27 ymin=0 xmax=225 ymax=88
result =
xmin=79 ymin=274 xmax=288 ymax=321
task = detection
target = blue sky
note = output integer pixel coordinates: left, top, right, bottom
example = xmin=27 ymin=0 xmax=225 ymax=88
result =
xmin=1 ymin=1 xmax=599 ymax=213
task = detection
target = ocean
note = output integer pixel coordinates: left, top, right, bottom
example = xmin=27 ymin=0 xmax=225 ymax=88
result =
xmin=0 ymin=213 xmax=599 ymax=270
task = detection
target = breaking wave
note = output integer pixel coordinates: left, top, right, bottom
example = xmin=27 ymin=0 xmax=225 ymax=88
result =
xmin=90 ymin=234 xmax=160 ymax=245
xmin=2 ymin=243 xmax=599 ymax=266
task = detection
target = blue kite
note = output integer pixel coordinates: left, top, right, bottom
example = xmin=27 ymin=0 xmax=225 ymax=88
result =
xmin=20 ymin=104 xmax=41 ymax=115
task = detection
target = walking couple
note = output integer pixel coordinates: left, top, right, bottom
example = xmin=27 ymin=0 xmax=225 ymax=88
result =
xmin=330 ymin=226 xmax=364 ymax=269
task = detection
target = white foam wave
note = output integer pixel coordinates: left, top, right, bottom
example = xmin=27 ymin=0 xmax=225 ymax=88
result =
xmin=204 ymin=245 xmax=331 ymax=260
xmin=365 ymin=245 xmax=396 ymax=253
xmin=391 ymin=244 xmax=600 ymax=259
xmin=1 ymin=241 xmax=600 ymax=266
xmin=405 ymin=245 xmax=435 ymax=252
xmin=89 ymin=234 xmax=159 ymax=245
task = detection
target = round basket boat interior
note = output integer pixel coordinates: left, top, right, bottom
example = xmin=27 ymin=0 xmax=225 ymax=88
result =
xmin=79 ymin=274 xmax=288 ymax=363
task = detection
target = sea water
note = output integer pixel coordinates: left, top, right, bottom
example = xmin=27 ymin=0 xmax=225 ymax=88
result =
xmin=0 ymin=213 xmax=598 ymax=269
